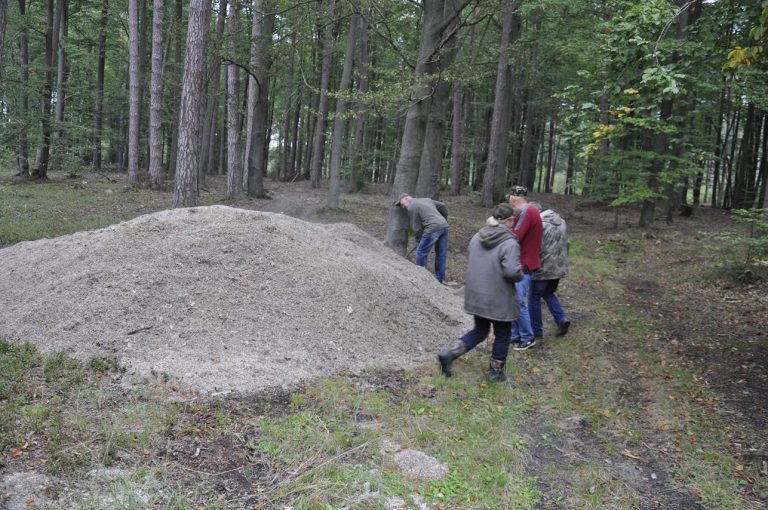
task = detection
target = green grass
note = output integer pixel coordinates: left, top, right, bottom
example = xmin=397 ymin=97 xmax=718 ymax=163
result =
xmin=0 ymin=173 xmax=168 ymax=245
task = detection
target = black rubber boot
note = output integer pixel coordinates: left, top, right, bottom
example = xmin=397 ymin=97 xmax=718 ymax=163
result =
xmin=487 ymin=358 xmax=508 ymax=382
xmin=438 ymin=341 xmax=467 ymax=377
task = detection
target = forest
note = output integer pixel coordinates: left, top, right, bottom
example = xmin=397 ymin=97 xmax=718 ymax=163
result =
xmin=0 ymin=0 xmax=766 ymax=236
xmin=1 ymin=1 xmax=768 ymax=508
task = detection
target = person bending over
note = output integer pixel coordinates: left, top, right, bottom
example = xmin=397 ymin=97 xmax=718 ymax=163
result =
xmin=395 ymin=193 xmax=449 ymax=283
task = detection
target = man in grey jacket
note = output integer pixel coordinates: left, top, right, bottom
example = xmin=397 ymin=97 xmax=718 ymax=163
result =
xmin=395 ymin=193 xmax=449 ymax=283
xmin=530 ymin=203 xmax=570 ymax=338
xmin=438 ymin=204 xmax=523 ymax=382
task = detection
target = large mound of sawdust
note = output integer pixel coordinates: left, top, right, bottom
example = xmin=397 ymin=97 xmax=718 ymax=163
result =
xmin=0 ymin=206 xmax=470 ymax=393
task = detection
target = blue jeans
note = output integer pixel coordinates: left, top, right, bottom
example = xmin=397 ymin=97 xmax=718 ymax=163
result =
xmin=460 ymin=316 xmax=512 ymax=362
xmin=511 ymin=272 xmax=534 ymax=342
xmin=531 ymin=279 xmax=568 ymax=337
xmin=416 ymin=226 xmax=449 ymax=282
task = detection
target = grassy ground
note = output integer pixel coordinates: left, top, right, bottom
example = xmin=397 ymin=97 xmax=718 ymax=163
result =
xmin=1 ymin=169 xmax=766 ymax=509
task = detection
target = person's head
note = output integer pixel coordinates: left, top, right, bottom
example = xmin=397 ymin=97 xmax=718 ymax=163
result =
xmin=492 ymin=203 xmax=516 ymax=228
xmin=506 ymin=186 xmax=528 ymax=214
xmin=394 ymin=193 xmax=413 ymax=208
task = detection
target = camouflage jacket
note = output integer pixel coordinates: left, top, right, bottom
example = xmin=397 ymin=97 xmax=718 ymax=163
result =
xmin=534 ymin=208 xmax=569 ymax=281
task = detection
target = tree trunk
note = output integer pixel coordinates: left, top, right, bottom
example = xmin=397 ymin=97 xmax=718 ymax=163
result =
xmin=385 ymin=0 xmax=469 ymax=255
xmin=245 ymin=0 xmax=274 ymax=198
xmin=128 ymin=0 xmax=140 ymax=184
xmin=565 ymin=141 xmax=575 ymax=195
xmin=545 ymin=116 xmax=556 ymax=193
xmin=348 ymin=11 xmax=369 ymax=192
xmin=723 ymin=108 xmax=741 ymax=209
xmin=92 ymin=0 xmax=108 ymax=170
xmin=288 ymin=96 xmax=302 ymax=180
xmin=415 ymin=77 xmax=453 ymax=199
xmin=148 ymin=0 xmax=165 ymax=187
xmin=33 ymin=0 xmax=55 ymax=180
xmin=328 ymin=12 xmax=359 ymax=209
xmin=279 ymin=34 xmax=297 ymax=181
xmin=713 ymin=94 xmax=734 ymax=207
xmin=226 ymin=0 xmax=243 ymax=197
xmin=639 ymin=0 xmax=698 ymax=226
xmin=757 ymin=113 xmax=768 ymax=212
xmin=166 ymin=0 xmax=183 ymax=177
xmin=733 ymin=103 xmax=759 ymax=209
xmin=16 ymin=0 xmax=30 ymax=175
xmin=199 ymin=0 xmax=226 ymax=180
xmin=138 ymin=0 xmax=148 ymax=167
xmin=173 ymin=0 xmax=212 ymax=208
xmin=0 ymin=0 xmax=8 ymax=79
xmin=52 ymin=0 xmax=68 ymax=170
xmin=481 ymin=0 xmax=514 ymax=207
xmin=449 ymin=80 xmax=465 ymax=195
xmin=309 ymin=0 xmax=335 ymax=189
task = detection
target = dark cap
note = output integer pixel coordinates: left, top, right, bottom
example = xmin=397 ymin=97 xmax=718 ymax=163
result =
xmin=507 ymin=186 xmax=528 ymax=198
xmin=492 ymin=203 xmax=515 ymax=220
xmin=393 ymin=192 xmax=410 ymax=206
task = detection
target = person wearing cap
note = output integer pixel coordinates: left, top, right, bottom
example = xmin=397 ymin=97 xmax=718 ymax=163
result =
xmin=394 ymin=193 xmax=449 ymax=283
xmin=437 ymin=203 xmax=523 ymax=382
xmin=506 ymin=186 xmax=543 ymax=351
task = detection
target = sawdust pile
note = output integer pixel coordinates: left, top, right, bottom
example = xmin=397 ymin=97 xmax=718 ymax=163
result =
xmin=0 ymin=206 xmax=470 ymax=393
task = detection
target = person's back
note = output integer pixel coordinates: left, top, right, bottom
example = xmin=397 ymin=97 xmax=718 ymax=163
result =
xmin=530 ymin=206 xmax=571 ymax=338
xmin=395 ymin=193 xmax=450 ymax=283
xmin=537 ymin=208 xmax=568 ymax=281
xmin=407 ymin=198 xmax=449 ymax=238
xmin=507 ymin=186 xmax=542 ymax=350
xmin=464 ymin=222 xmax=523 ymax=322
xmin=437 ymin=204 xmax=522 ymax=382
xmin=513 ymin=202 xmax=543 ymax=272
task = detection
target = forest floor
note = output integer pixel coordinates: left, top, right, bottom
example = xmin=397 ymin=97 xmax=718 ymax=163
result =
xmin=0 ymin=169 xmax=767 ymax=509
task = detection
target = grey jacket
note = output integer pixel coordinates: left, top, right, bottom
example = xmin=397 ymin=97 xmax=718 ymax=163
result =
xmin=406 ymin=198 xmax=449 ymax=238
xmin=535 ymin=208 xmax=569 ymax=281
xmin=463 ymin=224 xmax=523 ymax=322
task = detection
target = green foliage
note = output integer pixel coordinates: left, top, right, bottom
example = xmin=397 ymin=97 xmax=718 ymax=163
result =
xmin=726 ymin=1 xmax=768 ymax=68
xmin=701 ymin=209 xmax=768 ymax=280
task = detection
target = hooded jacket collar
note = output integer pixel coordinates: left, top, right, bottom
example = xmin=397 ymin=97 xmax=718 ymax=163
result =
xmin=477 ymin=225 xmax=515 ymax=249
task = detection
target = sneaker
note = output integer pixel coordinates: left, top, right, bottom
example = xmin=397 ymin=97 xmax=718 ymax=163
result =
xmin=513 ymin=338 xmax=537 ymax=351
xmin=509 ymin=337 xmax=522 ymax=345
xmin=556 ymin=321 xmax=571 ymax=337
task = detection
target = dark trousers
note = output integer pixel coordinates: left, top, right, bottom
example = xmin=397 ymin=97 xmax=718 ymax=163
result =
xmin=460 ymin=315 xmax=512 ymax=362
